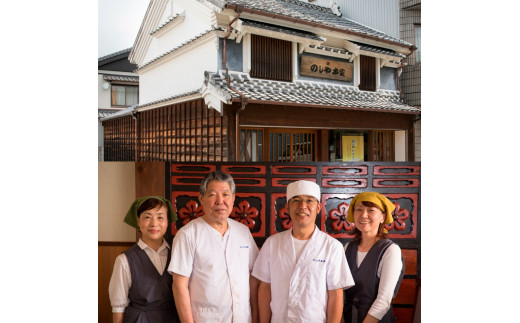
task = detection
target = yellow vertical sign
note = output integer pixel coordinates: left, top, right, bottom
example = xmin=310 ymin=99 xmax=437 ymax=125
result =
xmin=342 ymin=135 xmax=364 ymax=161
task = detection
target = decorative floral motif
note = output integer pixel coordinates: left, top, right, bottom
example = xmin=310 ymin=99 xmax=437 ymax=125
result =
xmin=178 ymin=200 xmax=204 ymax=225
xmin=231 ymin=200 xmax=259 ymax=229
xmin=278 ymin=207 xmax=292 ymax=230
xmin=329 ymin=202 xmax=355 ymax=231
xmin=384 ymin=201 xmax=409 ymax=232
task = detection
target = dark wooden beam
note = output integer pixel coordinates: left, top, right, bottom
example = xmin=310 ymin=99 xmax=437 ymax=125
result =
xmin=239 ymin=104 xmax=415 ymax=130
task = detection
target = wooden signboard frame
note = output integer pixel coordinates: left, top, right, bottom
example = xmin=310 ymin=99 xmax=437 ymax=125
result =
xmin=300 ymin=55 xmax=353 ymax=82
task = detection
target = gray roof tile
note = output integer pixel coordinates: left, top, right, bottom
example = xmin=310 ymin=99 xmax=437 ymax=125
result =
xmin=137 ymin=89 xmax=202 ymax=108
xmin=103 ymin=75 xmax=139 ymax=82
xmin=98 ymin=48 xmax=132 ymax=61
xmin=150 ymin=13 xmax=182 ymax=36
xmin=205 ymin=71 xmax=420 ymax=114
xmin=209 ymin=0 xmax=412 ymax=48
xmin=138 ymin=30 xmax=215 ymax=70
xmin=98 ymin=109 xmax=125 ymax=119
xmin=240 ymin=19 xmax=324 ymax=41
xmin=99 ymin=106 xmax=137 ymax=121
xmin=351 ymin=41 xmax=405 ymax=58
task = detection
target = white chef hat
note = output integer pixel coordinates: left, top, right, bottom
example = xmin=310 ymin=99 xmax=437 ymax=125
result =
xmin=286 ymin=180 xmax=321 ymax=202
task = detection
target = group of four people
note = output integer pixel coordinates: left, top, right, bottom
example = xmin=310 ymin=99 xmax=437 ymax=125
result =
xmin=109 ymin=170 xmax=404 ymax=323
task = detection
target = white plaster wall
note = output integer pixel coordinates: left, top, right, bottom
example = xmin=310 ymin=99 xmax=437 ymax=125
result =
xmin=98 ymin=162 xmax=136 ymax=242
xmin=144 ymin=0 xmax=214 ymax=64
xmin=98 ymin=74 xmax=111 ymax=109
xmin=139 ymin=40 xmax=218 ymax=103
xmin=395 ymin=130 xmax=406 ymax=161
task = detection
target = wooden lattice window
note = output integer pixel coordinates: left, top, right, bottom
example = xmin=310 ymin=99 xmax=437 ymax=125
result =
xmin=240 ymin=128 xmax=264 ymax=162
xmin=369 ymin=130 xmax=395 ymax=161
xmin=136 ymin=100 xmax=228 ymax=162
xmin=268 ymin=129 xmax=317 ymax=162
xmin=250 ymin=35 xmax=292 ymax=82
xmin=359 ymin=55 xmax=376 ymax=91
xmin=103 ymin=116 xmax=135 ymax=161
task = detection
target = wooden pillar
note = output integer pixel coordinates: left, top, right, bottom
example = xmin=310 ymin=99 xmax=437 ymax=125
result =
xmin=408 ymin=126 xmax=415 ymax=161
xmin=318 ymin=130 xmax=329 ymax=161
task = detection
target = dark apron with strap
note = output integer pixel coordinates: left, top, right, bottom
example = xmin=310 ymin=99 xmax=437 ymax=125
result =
xmin=343 ymin=239 xmax=404 ymax=323
xmin=123 ymin=244 xmax=179 ymax=323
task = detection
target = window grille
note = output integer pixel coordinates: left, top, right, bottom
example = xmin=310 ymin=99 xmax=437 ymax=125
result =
xmin=250 ymin=35 xmax=292 ymax=82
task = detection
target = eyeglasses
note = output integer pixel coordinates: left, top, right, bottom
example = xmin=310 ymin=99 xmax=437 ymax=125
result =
xmin=289 ymin=197 xmax=318 ymax=205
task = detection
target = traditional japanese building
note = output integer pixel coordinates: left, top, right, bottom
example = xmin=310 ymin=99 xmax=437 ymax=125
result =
xmin=100 ymin=0 xmax=420 ymax=163
xmin=98 ymin=2 xmax=422 ymax=321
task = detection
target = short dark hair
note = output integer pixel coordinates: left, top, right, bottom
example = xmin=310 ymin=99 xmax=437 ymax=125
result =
xmin=350 ymin=201 xmax=388 ymax=242
xmin=199 ymin=170 xmax=236 ymax=196
xmin=137 ymin=198 xmax=168 ymax=218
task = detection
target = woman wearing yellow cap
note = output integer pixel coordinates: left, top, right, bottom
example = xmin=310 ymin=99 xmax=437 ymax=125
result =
xmin=108 ymin=196 xmax=180 ymax=323
xmin=342 ymin=192 xmax=405 ymax=323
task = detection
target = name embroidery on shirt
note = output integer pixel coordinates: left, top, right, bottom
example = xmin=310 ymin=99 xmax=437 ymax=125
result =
xmin=313 ymin=258 xmax=326 ymax=263
xmin=240 ymin=245 xmax=249 ymax=248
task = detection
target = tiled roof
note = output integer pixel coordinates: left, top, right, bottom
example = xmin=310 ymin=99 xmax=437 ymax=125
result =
xmin=150 ymin=13 xmax=181 ymax=36
xmin=208 ymin=0 xmax=412 ymax=48
xmin=205 ymin=71 xmax=420 ymax=114
xmin=99 ymin=105 xmax=137 ymax=121
xmin=103 ymin=75 xmax=139 ymax=82
xmin=98 ymin=48 xmax=132 ymax=61
xmin=138 ymin=29 xmax=216 ymax=70
xmin=98 ymin=109 xmax=123 ymax=119
xmin=137 ymin=88 xmax=202 ymax=108
xmin=240 ymin=19 xmax=324 ymax=41
xmin=351 ymin=41 xmax=405 ymax=58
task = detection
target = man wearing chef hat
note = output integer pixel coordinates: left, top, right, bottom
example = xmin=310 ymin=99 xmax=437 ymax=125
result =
xmin=252 ymin=180 xmax=355 ymax=323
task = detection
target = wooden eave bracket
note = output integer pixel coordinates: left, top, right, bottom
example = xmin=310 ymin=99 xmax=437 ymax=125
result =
xmin=302 ymin=44 xmax=353 ymax=60
xmin=343 ymin=40 xmax=360 ymax=62
xmin=233 ymin=19 xmax=324 ymax=48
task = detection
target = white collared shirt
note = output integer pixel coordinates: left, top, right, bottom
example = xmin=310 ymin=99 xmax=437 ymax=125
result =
xmin=252 ymin=226 xmax=355 ymax=323
xmin=168 ymin=217 xmax=259 ymax=323
xmin=108 ymin=239 xmax=170 ymax=313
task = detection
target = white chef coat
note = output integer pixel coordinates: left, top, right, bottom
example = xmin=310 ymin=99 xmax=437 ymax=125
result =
xmin=252 ymin=226 xmax=355 ymax=323
xmin=168 ymin=217 xmax=259 ymax=323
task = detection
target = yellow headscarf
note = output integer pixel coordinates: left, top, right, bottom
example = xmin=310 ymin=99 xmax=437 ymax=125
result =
xmin=346 ymin=192 xmax=395 ymax=226
xmin=123 ymin=196 xmax=177 ymax=229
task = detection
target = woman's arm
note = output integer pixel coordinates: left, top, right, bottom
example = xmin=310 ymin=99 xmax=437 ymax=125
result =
xmin=112 ymin=313 xmax=124 ymax=323
xmin=172 ymin=273 xmax=194 ymax=323
xmin=108 ymin=254 xmax=131 ymax=318
xmin=361 ymin=313 xmax=380 ymax=323
xmin=366 ymin=244 xmax=403 ymax=320
xmin=257 ymin=281 xmax=272 ymax=323
xmin=326 ymin=288 xmax=344 ymax=323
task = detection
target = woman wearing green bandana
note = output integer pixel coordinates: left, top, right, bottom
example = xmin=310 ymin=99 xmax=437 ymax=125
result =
xmin=342 ymin=192 xmax=405 ymax=323
xmin=108 ymin=196 xmax=180 ymax=323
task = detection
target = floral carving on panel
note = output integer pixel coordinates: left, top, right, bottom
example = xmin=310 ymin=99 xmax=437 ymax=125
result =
xmin=231 ymin=200 xmax=259 ymax=229
xmin=384 ymin=201 xmax=409 ymax=232
xmin=328 ymin=202 xmax=355 ymax=231
xmin=178 ymin=200 xmax=204 ymax=225
xmin=278 ymin=207 xmax=292 ymax=230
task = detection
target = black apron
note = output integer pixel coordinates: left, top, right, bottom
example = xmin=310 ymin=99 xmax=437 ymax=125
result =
xmin=343 ymin=239 xmax=404 ymax=323
xmin=123 ymin=244 xmax=179 ymax=323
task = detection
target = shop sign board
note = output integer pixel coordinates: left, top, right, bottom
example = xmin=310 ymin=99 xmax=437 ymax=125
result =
xmin=342 ymin=135 xmax=364 ymax=161
xmin=301 ymin=55 xmax=353 ymax=82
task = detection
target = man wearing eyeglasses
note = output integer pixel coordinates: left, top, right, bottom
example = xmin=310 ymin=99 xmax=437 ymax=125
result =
xmin=252 ymin=180 xmax=355 ymax=323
